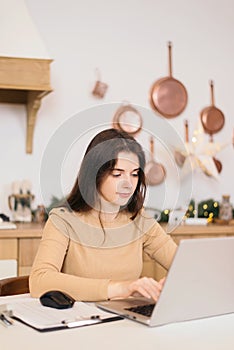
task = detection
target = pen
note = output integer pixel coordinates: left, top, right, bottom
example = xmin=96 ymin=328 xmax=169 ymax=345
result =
xmin=61 ymin=315 xmax=101 ymax=328
xmin=0 ymin=313 xmax=13 ymax=327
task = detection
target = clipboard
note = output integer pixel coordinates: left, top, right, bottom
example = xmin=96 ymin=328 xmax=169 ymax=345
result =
xmin=2 ymin=299 xmax=123 ymax=332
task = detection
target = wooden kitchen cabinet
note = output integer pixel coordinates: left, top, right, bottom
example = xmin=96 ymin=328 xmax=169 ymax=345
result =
xmin=142 ymin=223 xmax=234 ymax=280
xmin=0 ymin=238 xmax=17 ymax=260
xmin=18 ymin=238 xmax=42 ymax=275
xmin=1 ymin=222 xmax=234 ymax=278
xmin=0 ymin=223 xmax=43 ymax=276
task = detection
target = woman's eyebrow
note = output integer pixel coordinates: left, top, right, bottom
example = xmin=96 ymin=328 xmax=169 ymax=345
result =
xmin=113 ymin=167 xmax=140 ymax=172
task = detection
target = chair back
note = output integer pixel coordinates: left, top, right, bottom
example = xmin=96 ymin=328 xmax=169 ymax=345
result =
xmin=0 ymin=275 xmax=29 ymax=296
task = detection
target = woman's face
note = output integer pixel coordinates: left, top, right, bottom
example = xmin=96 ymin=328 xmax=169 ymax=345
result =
xmin=99 ymin=151 xmax=140 ymax=209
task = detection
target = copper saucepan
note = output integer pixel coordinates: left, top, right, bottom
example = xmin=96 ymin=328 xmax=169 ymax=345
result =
xmin=200 ymin=80 xmax=225 ymax=137
xmin=145 ymin=137 xmax=166 ymax=185
xmin=149 ymin=42 xmax=188 ymax=118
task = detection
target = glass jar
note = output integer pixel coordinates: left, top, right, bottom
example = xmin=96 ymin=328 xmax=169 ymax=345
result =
xmin=219 ymin=195 xmax=233 ymax=221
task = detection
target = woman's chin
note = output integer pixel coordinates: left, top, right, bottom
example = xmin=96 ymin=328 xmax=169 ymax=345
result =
xmin=116 ymin=196 xmax=131 ymax=207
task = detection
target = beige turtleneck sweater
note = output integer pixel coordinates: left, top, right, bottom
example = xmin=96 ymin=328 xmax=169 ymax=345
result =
xmin=29 ymin=207 xmax=177 ymax=301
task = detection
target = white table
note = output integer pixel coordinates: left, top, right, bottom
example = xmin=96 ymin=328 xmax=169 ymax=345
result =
xmin=0 ymin=294 xmax=233 ymax=350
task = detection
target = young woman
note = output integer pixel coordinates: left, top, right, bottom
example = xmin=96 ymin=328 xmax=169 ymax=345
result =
xmin=30 ymin=128 xmax=177 ymax=301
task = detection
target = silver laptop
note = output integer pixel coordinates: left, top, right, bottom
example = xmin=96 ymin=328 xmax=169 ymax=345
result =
xmin=97 ymin=237 xmax=234 ymax=327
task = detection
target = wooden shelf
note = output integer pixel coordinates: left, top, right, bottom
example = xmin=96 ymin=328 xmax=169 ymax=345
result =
xmin=0 ymin=56 xmax=53 ymax=153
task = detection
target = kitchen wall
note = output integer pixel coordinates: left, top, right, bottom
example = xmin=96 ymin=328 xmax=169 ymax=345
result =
xmin=1 ymin=0 xmax=234 ymax=218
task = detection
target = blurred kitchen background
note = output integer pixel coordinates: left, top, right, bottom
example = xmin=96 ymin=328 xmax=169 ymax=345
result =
xmin=1 ymin=0 xmax=234 ymax=220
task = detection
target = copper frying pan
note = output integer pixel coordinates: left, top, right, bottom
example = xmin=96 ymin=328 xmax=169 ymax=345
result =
xmin=145 ymin=137 xmax=166 ymax=185
xmin=149 ymin=42 xmax=188 ymax=118
xmin=200 ymin=80 xmax=225 ymax=136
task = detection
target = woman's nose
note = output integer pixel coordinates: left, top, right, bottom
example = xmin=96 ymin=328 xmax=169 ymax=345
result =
xmin=120 ymin=175 xmax=133 ymax=188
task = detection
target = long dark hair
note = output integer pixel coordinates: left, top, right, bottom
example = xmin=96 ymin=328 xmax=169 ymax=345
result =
xmin=66 ymin=128 xmax=146 ymax=219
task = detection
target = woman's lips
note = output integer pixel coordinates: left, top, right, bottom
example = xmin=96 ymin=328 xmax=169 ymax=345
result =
xmin=117 ymin=193 xmax=132 ymax=198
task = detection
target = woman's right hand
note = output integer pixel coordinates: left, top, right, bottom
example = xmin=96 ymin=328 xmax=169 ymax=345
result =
xmin=107 ymin=277 xmax=165 ymax=302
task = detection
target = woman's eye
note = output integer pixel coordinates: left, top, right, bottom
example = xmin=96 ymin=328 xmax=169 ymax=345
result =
xmin=111 ymin=171 xmax=139 ymax=177
xmin=112 ymin=172 xmax=121 ymax=177
xmin=132 ymin=172 xmax=139 ymax=177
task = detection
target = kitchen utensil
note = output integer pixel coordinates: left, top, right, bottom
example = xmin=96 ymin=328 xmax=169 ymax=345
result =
xmin=92 ymin=68 xmax=108 ymax=98
xmin=149 ymin=42 xmax=188 ymax=118
xmin=200 ymin=80 xmax=225 ymax=136
xmin=174 ymin=119 xmax=189 ymax=167
xmin=209 ymin=135 xmax=222 ymax=173
xmin=213 ymin=157 xmax=222 ymax=173
xmin=145 ymin=137 xmax=166 ymax=185
xmin=112 ymin=103 xmax=143 ymax=136
xmin=8 ymin=193 xmax=34 ymax=222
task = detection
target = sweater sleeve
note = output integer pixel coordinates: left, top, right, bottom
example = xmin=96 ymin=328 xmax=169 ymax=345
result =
xmin=143 ymin=222 xmax=177 ymax=270
xmin=29 ymin=218 xmax=110 ymax=301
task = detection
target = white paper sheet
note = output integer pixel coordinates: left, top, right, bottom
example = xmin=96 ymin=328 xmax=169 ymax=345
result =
xmin=3 ymin=298 xmax=120 ymax=331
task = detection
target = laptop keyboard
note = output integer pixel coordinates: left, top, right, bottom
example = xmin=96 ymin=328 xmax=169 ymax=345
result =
xmin=124 ymin=303 xmax=155 ymax=317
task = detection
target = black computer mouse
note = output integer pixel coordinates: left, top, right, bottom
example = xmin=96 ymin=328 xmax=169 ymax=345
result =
xmin=39 ymin=290 xmax=75 ymax=309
